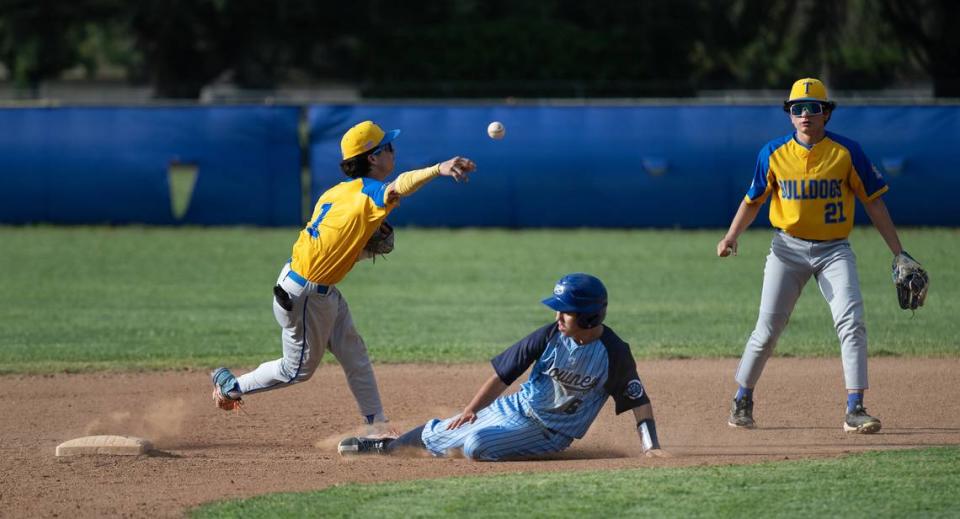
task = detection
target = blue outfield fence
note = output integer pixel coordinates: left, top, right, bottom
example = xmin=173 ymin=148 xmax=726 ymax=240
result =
xmin=309 ymin=104 xmax=960 ymax=228
xmin=0 ymin=106 xmax=302 ymax=225
xmin=1 ymin=104 xmax=956 ymax=227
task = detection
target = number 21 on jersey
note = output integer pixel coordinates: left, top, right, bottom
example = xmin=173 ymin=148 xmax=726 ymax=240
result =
xmin=824 ymin=201 xmax=847 ymax=224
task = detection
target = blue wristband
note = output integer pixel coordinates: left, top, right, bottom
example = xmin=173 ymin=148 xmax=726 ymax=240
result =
xmin=637 ymin=418 xmax=660 ymax=451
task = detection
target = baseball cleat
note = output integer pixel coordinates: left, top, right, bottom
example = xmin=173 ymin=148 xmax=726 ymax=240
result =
xmin=337 ymin=436 xmax=394 ymax=456
xmin=728 ymin=397 xmax=755 ymax=428
xmin=211 ymin=367 xmax=243 ymax=411
xmin=844 ymin=404 xmax=881 ymax=434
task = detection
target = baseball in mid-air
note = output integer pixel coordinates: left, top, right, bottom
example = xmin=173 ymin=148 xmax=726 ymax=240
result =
xmin=487 ymin=121 xmax=506 ymax=140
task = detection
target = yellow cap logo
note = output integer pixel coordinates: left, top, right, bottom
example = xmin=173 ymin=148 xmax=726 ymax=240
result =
xmin=787 ymin=78 xmax=829 ymax=103
xmin=340 ymin=120 xmax=386 ymax=160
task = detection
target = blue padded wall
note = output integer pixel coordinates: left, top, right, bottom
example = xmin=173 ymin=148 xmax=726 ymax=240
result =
xmin=0 ymin=106 xmax=302 ymax=225
xmin=3 ymin=104 xmax=954 ymax=227
xmin=309 ymin=104 xmax=959 ymax=228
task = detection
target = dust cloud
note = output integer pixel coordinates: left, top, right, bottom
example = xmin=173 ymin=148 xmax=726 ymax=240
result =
xmin=83 ymin=398 xmax=188 ymax=443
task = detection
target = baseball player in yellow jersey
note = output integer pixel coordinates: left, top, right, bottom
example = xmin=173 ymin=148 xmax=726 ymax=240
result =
xmin=717 ymin=78 xmax=921 ymax=434
xmin=211 ymin=120 xmax=477 ymax=426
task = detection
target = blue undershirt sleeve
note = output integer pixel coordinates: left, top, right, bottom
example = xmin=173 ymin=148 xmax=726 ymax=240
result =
xmin=601 ymin=328 xmax=650 ymax=414
xmin=848 ymin=141 xmax=888 ymax=198
xmin=491 ymin=323 xmax=557 ymax=385
xmin=744 ymin=145 xmax=773 ymax=202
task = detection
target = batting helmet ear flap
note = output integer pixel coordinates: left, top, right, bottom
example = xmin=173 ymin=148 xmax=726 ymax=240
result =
xmin=576 ymin=306 xmax=607 ymax=329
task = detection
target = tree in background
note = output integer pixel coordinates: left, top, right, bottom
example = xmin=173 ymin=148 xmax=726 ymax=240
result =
xmin=689 ymin=0 xmax=798 ymax=89
xmin=0 ymin=0 xmax=948 ymax=99
xmin=689 ymin=0 xmax=916 ymax=92
xmin=0 ymin=0 xmax=355 ymax=99
xmin=881 ymin=0 xmax=960 ymax=97
xmin=0 ymin=0 xmax=138 ymax=94
xmin=352 ymin=0 xmax=926 ymax=98
xmin=0 ymin=0 xmax=99 ymax=94
xmin=350 ymin=1 xmax=702 ymax=97
xmin=126 ymin=0 xmax=243 ymax=99
xmin=823 ymin=0 xmax=916 ymax=90
xmin=126 ymin=0 xmax=355 ymax=98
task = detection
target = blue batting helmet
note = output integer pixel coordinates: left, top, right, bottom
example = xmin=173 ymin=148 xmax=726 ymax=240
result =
xmin=541 ymin=273 xmax=608 ymax=329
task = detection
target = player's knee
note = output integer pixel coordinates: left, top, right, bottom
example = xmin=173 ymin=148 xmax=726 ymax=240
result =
xmin=339 ymin=356 xmax=373 ymax=377
xmin=834 ymin=311 xmax=865 ymax=333
xmin=293 ymin=370 xmax=315 ymax=383
xmin=752 ymin=314 xmax=789 ymax=347
xmin=462 ymin=434 xmax=495 ymax=461
xmin=749 ymin=329 xmax=777 ymax=349
xmin=461 ymin=434 xmax=481 ymax=460
xmin=279 ymin=359 xmax=315 ymax=383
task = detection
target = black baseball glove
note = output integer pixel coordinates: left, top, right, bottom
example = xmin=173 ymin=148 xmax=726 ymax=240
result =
xmin=362 ymin=221 xmax=394 ymax=262
xmin=892 ymin=251 xmax=929 ymax=310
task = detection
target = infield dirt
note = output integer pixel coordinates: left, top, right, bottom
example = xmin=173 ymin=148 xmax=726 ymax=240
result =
xmin=2 ymin=358 xmax=958 ymax=518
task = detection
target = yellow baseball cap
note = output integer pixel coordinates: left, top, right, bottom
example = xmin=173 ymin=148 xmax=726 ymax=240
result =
xmin=786 ymin=78 xmax=831 ymax=103
xmin=340 ymin=120 xmax=401 ymax=160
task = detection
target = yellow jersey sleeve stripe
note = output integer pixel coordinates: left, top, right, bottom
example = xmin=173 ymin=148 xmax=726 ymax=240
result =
xmin=864 ymin=184 xmax=889 ymax=202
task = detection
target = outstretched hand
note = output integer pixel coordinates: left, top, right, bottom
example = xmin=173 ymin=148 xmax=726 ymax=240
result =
xmin=446 ymin=409 xmax=478 ymax=430
xmin=439 ymin=156 xmax=477 ymax=183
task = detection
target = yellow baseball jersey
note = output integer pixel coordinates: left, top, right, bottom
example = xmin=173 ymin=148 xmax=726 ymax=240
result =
xmin=290 ymin=177 xmax=396 ymax=285
xmin=744 ymin=131 xmax=888 ymax=240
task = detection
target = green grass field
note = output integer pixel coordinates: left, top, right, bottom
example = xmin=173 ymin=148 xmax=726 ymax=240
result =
xmin=0 ymin=226 xmax=956 ymax=373
xmin=192 ymin=447 xmax=960 ymax=518
xmin=2 ymin=225 xmax=957 ymax=517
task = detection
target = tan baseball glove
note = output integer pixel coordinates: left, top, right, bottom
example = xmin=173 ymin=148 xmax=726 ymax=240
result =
xmin=362 ymin=221 xmax=394 ymax=262
xmin=892 ymin=251 xmax=929 ymax=310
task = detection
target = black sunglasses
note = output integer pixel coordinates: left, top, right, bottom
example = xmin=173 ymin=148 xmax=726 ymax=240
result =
xmin=371 ymin=142 xmax=394 ymax=155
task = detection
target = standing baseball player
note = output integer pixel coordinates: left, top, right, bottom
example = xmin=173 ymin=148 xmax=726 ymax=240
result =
xmin=211 ymin=120 xmax=477 ymax=427
xmin=717 ymin=78 xmax=924 ymax=433
xmin=337 ymin=273 xmax=668 ymax=460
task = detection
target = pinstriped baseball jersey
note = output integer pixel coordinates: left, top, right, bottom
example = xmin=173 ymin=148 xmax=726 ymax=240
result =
xmin=290 ymin=177 xmax=397 ymax=285
xmin=492 ymin=322 xmax=649 ymax=439
xmin=745 ymin=131 xmax=888 ymax=241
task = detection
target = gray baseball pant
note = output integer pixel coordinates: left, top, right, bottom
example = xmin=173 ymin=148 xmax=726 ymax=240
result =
xmin=735 ymin=231 xmax=869 ymax=390
xmin=236 ymin=263 xmax=385 ymax=420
